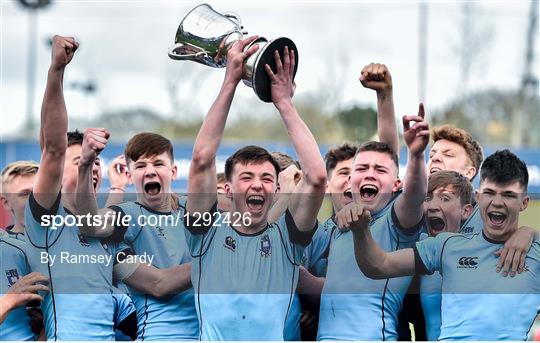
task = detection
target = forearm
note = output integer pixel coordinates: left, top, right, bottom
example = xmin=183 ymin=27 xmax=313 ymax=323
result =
xmin=41 ymin=68 xmax=68 ymax=153
xmin=153 ymin=263 xmax=192 ymax=297
xmin=403 ymin=153 xmax=427 ymax=207
xmin=125 ymin=263 xmax=192 ymax=299
xmin=297 ymin=267 xmax=325 ymax=296
xmin=0 ymin=295 xmax=16 ymax=324
xmin=75 ymin=164 xmax=110 ymax=237
xmin=188 ymin=80 xmax=237 ymax=213
xmin=376 ymin=89 xmax=399 ymax=154
xmin=277 ymin=102 xmax=326 ymax=187
xmin=104 ymin=188 xmax=125 ymax=208
xmin=267 ymin=194 xmax=291 ymax=223
xmin=351 ymin=228 xmax=392 ymax=279
xmin=191 ymin=80 xmax=237 ymax=167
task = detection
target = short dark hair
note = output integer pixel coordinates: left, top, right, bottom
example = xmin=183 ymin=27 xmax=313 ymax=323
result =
xmin=428 ymin=171 xmax=473 ymax=206
xmin=67 ymin=130 xmax=84 ymax=147
xmin=325 ymin=143 xmax=357 ymax=175
xmin=355 ymin=141 xmax=399 ymax=171
xmin=125 ymin=132 xmax=174 ymax=164
xmin=225 ymin=145 xmax=280 ymax=182
xmin=480 ymin=149 xmax=528 ymax=190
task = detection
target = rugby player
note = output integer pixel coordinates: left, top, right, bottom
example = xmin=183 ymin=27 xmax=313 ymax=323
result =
xmin=318 ymin=104 xmax=430 ymax=340
xmin=185 ymin=37 xmax=327 ymax=340
xmin=1 ymin=161 xmax=39 ymax=241
xmin=351 ymin=149 xmax=540 ymax=340
xmin=0 ymin=230 xmax=48 ymax=339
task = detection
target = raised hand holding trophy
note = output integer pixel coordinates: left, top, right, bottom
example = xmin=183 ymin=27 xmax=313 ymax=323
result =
xmin=168 ymin=4 xmax=298 ymax=102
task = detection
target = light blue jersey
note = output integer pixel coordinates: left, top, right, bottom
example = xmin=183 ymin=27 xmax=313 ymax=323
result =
xmin=110 ymin=198 xmax=199 ymax=341
xmin=459 ymin=205 xmax=480 ymax=234
xmin=23 ymin=192 xmax=117 ymax=340
xmin=0 ymin=232 xmax=35 ymax=341
xmin=113 ymin=291 xmax=136 ymax=341
xmin=420 ymin=271 xmax=442 ymax=340
xmin=185 ymin=208 xmax=313 ymax=341
xmin=318 ymin=198 xmax=422 ymax=341
xmin=284 ymin=219 xmax=334 ymax=340
xmin=415 ymin=231 xmax=540 ymax=340
xmin=113 ymin=292 xmax=135 ymax=328
xmin=4 ymin=225 xmax=26 ymax=242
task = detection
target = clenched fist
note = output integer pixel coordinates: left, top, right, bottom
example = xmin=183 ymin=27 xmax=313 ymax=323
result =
xmin=336 ymin=202 xmax=371 ymax=233
xmin=80 ymin=128 xmax=110 ymax=168
xmin=50 ymin=35 xmax=79 ymax=71
xmin=359 ymin=63 xmax=392 ymax=94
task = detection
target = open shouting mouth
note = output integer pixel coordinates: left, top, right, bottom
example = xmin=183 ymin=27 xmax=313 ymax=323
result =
xmin=360 ymin=184 xmax=379 ymax=201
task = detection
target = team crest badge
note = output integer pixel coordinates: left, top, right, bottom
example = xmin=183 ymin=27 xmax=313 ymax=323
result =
xmin=78 ymin=233 xmax=90 ymax=247
xmin=224 ymin=236 xmax=236 ymax=252
xmin=260 ymin=234 xmax=271 ymax=258
xmin=5 ymin=269 xmax=19 ymax=287
xmin=156 ymin=226 xmax=165 ymax=238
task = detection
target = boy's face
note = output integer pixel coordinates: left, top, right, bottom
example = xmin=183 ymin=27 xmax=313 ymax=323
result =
xmin=326 ymin=158 xmax=354 ymax=213
xmin=424 ymin=185 xmax=473 ymax=236
xmin=128 ymin=152 xmax=177 ymax=209
xmin=1 ymin=174 xmax=36 ymax=227
xmin=350 ymin=151 xmax=401 ymax=213
xmin=428 ymin=139 xmax=476 ymax=181
xmin=62 ymin=144 xmax=102 ymax=194
xmin=476 ymin=179 xmax=529 ymax=242
xmin=225 ymin=161 xmax=277 ymax=229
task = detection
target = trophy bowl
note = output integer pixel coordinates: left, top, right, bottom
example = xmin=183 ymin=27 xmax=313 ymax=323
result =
xmin=168 ymin=4 xmax=298 ymax=102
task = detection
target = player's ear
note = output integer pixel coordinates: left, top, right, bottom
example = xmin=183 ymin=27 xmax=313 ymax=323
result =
xmin=392 ymin=178 xmax=402 ymax=193
xmin=462 ymin=203 xmax=474 ymax=221
xmin=126 ymin=170 xmax=133 ymax=184
xmin=171 ymin=165 xmax=178 ymax=180
xmin=520 ymin=195 xmax=530 ymax=212
xmin=224 ymin=183 xmax=233 ymax=200
xmin=0 ymin=195 xmax=12 ymax=212
xmin=464 ymin=166 xmax=476 ymax=181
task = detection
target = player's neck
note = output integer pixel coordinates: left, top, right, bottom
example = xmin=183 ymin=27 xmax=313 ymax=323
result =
xmin=482 ymin=226 xmax=517 ymax=243
xmin=233 ymin=221 xmax=267 ymax=235
xmin=9 ymin=222 xmax=24 ymax=234
xmin=138 ymin=197 xmax=173 ymax=213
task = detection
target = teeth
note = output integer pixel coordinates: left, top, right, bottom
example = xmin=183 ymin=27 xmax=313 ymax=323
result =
xmin=362 ymin=185 xmax=378 ymax=191
xmin=248 ymin=195 xmax=264 ymax=201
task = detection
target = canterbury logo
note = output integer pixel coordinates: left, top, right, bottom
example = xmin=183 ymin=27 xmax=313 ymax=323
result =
xmin=458 ymin=256 xmax=478 ymax=268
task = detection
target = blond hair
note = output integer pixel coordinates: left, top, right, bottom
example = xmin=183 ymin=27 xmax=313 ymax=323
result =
xmin=1 ymin=161 xmax=39 ymax=188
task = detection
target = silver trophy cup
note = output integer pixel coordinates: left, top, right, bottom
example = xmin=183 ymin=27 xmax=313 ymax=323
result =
xmin=168 ymin=4 xmax=298 ymax=102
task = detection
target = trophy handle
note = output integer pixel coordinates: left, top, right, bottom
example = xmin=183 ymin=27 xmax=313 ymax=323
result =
xmin=223 ymin=12 xmax=248 ymax=34
xmin=168 ymin=42 xmax=209 ymax=61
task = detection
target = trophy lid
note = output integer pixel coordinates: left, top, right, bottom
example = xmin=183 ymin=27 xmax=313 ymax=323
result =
xmin=251 ymin=37 xmax=298 ymax=103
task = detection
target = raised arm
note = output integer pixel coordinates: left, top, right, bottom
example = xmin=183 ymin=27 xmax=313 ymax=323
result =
xmin=33 ymin=36 xmax=78 ymax=209
xmin=336 ymin=203 xmax=415 ymax=279
xmin=394 ymin=104 xmax=429 ymax=231
xmin=267 ymin=164 xmax=302 ymax=223
xmin=104 ymin=155 xmax=130 ymax=208
xmin=75 ymin=128 xmax=115 ymax=237
xmin=187 ymin=36 xmax=260 ymax=215
xmin=265 ymin=47 xmax=327 ymax=231
xmin=360 ymin=63 xmax=399 ymax=154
